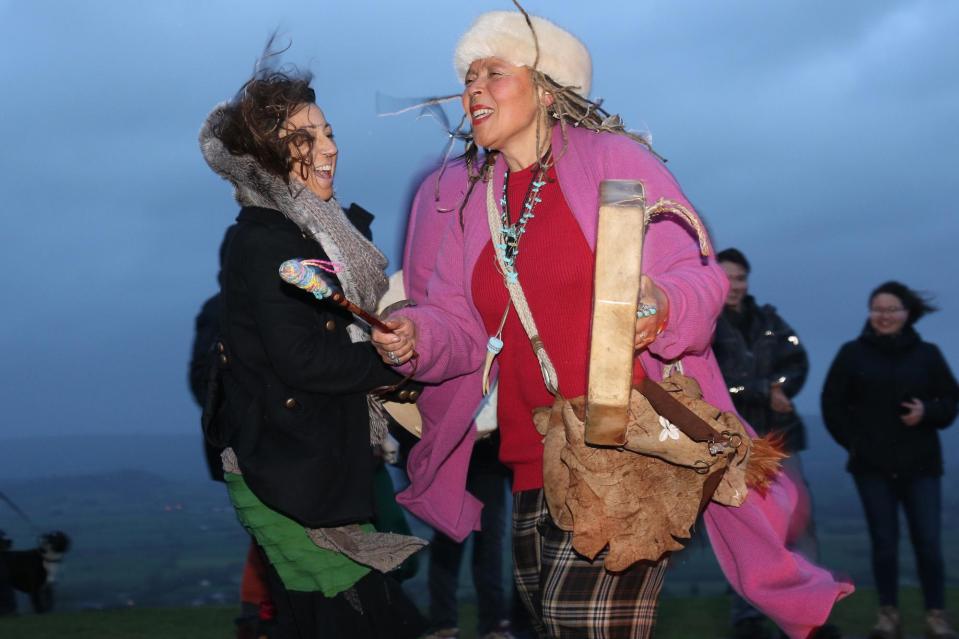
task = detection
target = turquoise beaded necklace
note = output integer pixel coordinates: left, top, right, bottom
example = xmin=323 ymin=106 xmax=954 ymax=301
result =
xmin=497 ymin=162 xmax=549 ymax=284
xmin=481 ymin=156 xmax=552 ymax=391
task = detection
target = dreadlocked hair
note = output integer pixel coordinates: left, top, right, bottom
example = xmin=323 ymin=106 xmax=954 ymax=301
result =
xmin=454 ymin=69 xmax=655 ymax=228
xmin=456 ymin=141 xmax=499 ymax=229
xmin=532 ymin=71 xmax=653 ymax=152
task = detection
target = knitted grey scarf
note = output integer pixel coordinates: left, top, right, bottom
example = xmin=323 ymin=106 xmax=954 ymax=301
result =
xmin=199 ymin=104 xmax=390 ymax=445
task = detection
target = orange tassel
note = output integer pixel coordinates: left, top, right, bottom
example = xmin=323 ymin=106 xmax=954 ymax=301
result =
xmin=745 ymin=432 xmax=789 ymax=494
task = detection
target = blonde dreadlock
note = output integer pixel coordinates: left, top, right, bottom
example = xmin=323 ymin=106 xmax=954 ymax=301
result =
xmin=455 ymin=69 xmax=657 ymax=227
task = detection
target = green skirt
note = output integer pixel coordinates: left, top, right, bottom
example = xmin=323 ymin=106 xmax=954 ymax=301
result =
xmin=225 ymin=473 xmax=371 ymax=596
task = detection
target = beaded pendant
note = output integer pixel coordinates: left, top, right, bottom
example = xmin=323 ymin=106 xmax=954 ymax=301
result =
xmin=498 ymin=168 xmax=547 ymax=285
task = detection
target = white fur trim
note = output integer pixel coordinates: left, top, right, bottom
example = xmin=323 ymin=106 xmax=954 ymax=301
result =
xmin=454 ymin=11 xmax=592 ymax=97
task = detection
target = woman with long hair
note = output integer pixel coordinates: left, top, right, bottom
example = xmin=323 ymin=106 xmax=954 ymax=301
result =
xmin=199 ymin=55 xmax=425 ymax=638
xmin=822 ymin=282 xmax=958 ymax=639
xmin=374 ymin=9 xmax=851 ymax=638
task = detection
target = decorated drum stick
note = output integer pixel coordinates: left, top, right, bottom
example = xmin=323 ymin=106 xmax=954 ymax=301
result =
xmin=278 ymin=259 xmax=394 ymax=333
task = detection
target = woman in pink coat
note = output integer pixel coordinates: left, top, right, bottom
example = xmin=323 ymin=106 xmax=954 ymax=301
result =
xmin=375 ymin=10 xmax=851 ymax=639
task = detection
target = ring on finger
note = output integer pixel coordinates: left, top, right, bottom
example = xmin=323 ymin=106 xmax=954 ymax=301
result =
xmin=636 ymin=303 xmax=658 ymax=319
xmin=387 ymin=351 xmax=400 ymax=365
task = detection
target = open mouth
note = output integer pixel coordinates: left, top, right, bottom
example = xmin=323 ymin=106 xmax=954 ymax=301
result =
xmin=471 ymin=105 xmax=494 ymax=125
xmin=314 ymin=163 xmax=334 ymax=180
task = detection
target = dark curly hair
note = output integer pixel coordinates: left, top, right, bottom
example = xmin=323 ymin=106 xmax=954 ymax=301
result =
xmin=869 ymin=281 xmax=938 ymax=326
xmin=214 ymin=57 xmax=317 ymax=184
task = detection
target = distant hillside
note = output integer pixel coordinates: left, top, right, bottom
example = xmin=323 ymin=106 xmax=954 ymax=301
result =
xmin=0 ymin=433 xmax=212 ymax=481
xmin=1 ymin=417 xmax=957 ymax=614
xmin=2 ymin=413 xmax=956 ymax=482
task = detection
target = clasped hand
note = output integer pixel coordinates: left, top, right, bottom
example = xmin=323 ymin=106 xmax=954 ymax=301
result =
xmin=900 ymin=397 xmax=924 ymax=427
xmin=372 ymin=317 xmax=417 ymax=366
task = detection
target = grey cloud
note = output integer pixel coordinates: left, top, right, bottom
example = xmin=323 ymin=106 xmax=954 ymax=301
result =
xmin=0 ymin=0 xmax=955 ymax=436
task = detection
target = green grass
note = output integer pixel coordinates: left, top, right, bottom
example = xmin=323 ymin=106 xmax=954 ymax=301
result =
xmin=655 ymin=588 xmax=959 ymax=639
xmin=3 ymin=588 xmax=957 ymax=639
xmin=0 ymin=607 xmax=238 ymax=639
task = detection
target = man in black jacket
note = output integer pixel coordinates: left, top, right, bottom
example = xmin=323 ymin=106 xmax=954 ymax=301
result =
xmin=713 ymin=248 xmax=817 ymax=639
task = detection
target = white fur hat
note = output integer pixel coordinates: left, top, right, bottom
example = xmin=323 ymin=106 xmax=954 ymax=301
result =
xmin=454 ymin=11 xmax=592 ymax=97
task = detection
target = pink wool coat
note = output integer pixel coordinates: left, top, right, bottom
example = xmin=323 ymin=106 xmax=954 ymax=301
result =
xmin=396 ymin=125 xmax=852 ymax=639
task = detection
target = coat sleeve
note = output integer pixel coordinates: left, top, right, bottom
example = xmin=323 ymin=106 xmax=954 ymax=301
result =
xmin=645 ymin=220 xmax=728 ymax=361
xmin=396 ymin=214 xmax=488 ymax=383
xmin=921 ymin=344 xmax=959 ymax=429
xmin=239 ymin=229 xmax=403 ymax=394
xmin=820 ymin=344 xmax=854 ymax=449
xmin=402 ymin=174 xmax=442 ymax=304
xmin=188 ymin=294 xmax=220 ymax=406
xmin=601 ymin=140 xmax=727 ymax=361
xmin=770 ymin=311 xmax=809 ymax=398
xmin=738 ymin=377 xmax=772 ymax=405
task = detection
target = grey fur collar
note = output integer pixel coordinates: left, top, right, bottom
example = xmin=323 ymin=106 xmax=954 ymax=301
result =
xmin=200 ymin=104 xmax=390 ymax=444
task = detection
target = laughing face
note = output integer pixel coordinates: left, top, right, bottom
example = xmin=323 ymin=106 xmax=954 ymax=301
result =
xmin=869 ymin=292 xmax=909 ymax=336
xmin=462 ymin=57 xmax=549 ymax=169
xmin=285 ymin=103 xmax=337 ymax=201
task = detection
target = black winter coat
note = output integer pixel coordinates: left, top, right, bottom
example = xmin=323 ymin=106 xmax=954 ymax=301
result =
xmin=712 ymin=296 xmax=809 ymax=452
xmin=189 ymin=293 xmax=226 ymax=482
xmin=218 ymin=205 xmax=403 ymax=528
xmin=821 ymin=324 xmax=959 ymax=477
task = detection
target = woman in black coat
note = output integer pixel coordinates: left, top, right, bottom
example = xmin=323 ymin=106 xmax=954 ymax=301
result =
xmin=199 ymin=62 xmax=424 ymax=639
xmin=821 ymin=281 xmax=958 ymax=639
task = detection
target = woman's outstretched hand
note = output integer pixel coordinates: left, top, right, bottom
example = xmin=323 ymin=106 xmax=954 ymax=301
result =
xmin=372 ymin=317 xmax=418 ymax=366
xmin=634 ymin=275 xmax=669 ymax=351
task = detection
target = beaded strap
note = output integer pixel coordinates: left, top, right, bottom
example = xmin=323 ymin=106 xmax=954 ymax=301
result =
xmin=484 ymin=176 xmax=560 ymax=395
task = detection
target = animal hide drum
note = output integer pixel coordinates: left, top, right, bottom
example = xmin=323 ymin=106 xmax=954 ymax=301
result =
xmin=585 ymin=180 xmax=646 ymax=446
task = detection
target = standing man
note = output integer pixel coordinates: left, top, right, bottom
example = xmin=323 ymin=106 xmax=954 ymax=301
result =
xmin=713 ymin=248 xmax=817 ymax=639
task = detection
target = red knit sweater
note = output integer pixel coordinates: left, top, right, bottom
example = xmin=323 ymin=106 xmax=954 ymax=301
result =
xmin=472 ymin=163 xmax=595 ymax=491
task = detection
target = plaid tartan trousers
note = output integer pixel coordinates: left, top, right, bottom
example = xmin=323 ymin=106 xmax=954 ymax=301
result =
xmin=512 ymin=490 xmax=669 ymax=639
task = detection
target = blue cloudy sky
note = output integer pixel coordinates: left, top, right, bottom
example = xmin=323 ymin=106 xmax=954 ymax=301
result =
xmin=0 ymin=0 xmax=956 ymax=439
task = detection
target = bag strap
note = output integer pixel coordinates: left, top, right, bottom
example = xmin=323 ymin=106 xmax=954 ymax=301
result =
xmin=637 ymin=377 xmax=723 ymax=444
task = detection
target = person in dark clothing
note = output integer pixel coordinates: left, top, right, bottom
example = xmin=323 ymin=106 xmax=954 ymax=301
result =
xmin=821 ymin=281 xmax=959 ymax=639
xmin=198 ymin=57 xmax=425 ymax=639
xmin=425 ymin=429 xmax=512 ymax=639
xmin=0 ymin=530 xmax=15 ymax=616
xmin=189 ymin=231 xmax=278 ymax=639
xmin=189 ymin=225 xmax=236 ymax=482
xmin=713 ymin=249 xmax=810 ymax=452
xmin=713 ymin=248 xmax=818 ymax=639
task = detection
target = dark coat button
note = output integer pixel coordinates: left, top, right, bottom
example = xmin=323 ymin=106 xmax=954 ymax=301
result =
xmin=284 ymin=398 xmax=299 ymax=410
xmin=219 ymin=354 xmax=229 ymax=365
xmin=398 ymin=390 xmax=410 ymax=401
xmin=408 ymin=390 xmax=420 ymax=401
xmin=324 ymin=320 xmax=336 ymax=331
